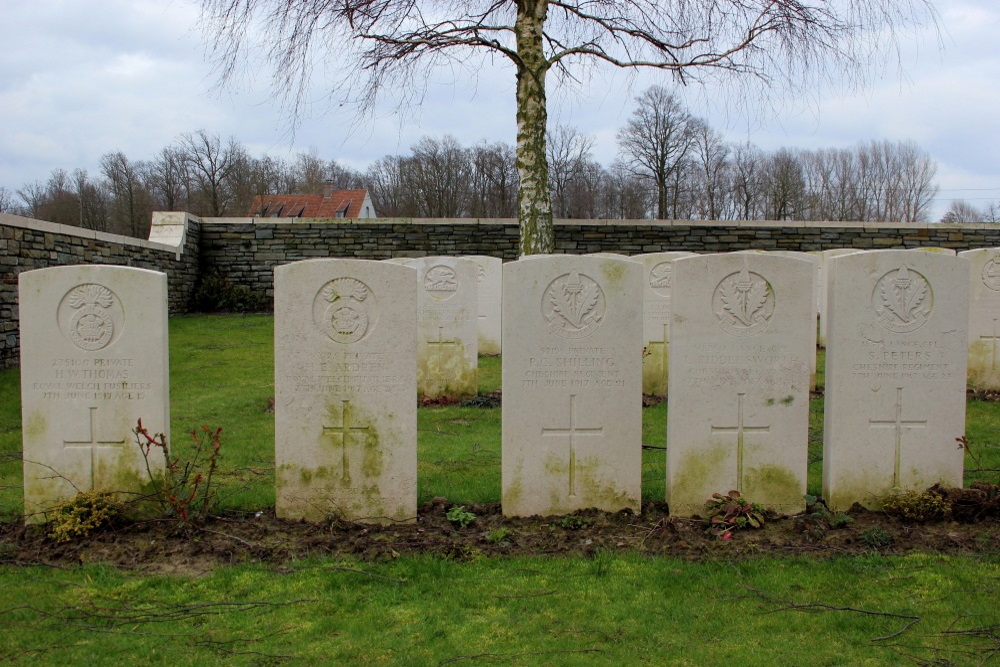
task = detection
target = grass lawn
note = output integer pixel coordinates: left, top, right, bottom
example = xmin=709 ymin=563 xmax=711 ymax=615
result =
xmin=0 ymin=314 xmax=998 ymax=664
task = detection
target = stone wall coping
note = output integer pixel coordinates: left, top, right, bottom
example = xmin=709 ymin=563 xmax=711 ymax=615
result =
xmin=194 ymin=214 xmax=994 ymax=231
xmin=1 ymin=212 xmax=179 ymax=254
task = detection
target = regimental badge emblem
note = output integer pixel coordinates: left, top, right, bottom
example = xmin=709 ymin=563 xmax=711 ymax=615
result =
xmin=424 ymin=265 xmax=458 ymax=301
xmin=313 ymin=277 xmax=379 ymax=344
xmin=713 ymin=259 xmax=775 ymax=337
xmin=649 ymin=262 xmax=673 ymax=296
xmin=58 ymin=283 xmax=123 ymax=351
xmin=982 ymin=255 xmax=1000 ymax=291
xmin=542 ymin=270 xmax=606 ymax=339
xmin=872 ymin=264 xmax=932 ymax=333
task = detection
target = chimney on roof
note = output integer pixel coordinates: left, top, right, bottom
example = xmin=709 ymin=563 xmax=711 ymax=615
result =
xmin=323 ymin=180 xmax=335 ymax=198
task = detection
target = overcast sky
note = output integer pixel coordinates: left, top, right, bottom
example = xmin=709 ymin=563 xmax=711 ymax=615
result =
xmin=2 ymin=0 xmax=998 ymax=221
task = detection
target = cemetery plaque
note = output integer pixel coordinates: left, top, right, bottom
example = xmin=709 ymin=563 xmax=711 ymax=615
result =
xmin=407 ymin=257 xmax=478 ymax=400
xmin=823 ymin=250 xmax=968 ymax=510
xmin=666 ymin=253 xmax=814 ymax=516
xmin=502 ymin=255 xmax=642 ymax=516
xmin=19 ymin=265 xmax=168 ymax=522
xmin=274 ymin=259 xmax=417 ymax=522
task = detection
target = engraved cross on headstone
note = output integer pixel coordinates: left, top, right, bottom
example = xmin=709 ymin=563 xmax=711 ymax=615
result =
xmin=63 ymin=406 xmax=126 ymax=490
xmin=646 ymin=322 xmax=669 ymax=368
xmin=869 ymin=386 xmax=927 ymax=491
xmin=541 ymin=394 xmax=604 ymax=498
xmin=980 ymin=316 xmax=1000 ymax=372
xmin=710 ymin=393 xmax=770 ymax=493
xmin=427 ymin=326 xmax=459 ymax=383
xmin=322 ymin=399 xmax=372 ymax=484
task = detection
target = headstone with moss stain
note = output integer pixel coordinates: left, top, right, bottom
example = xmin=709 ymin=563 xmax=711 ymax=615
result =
xmin=461 ymin=255 xmax=502 ymax=356
xmin=959 ymin=248 xmax=1000 ymax=390
xmin=666 ymin=253 xmax=814 ymax=517
xmin=19 ymin=265 xmax=168 ymax=523
xmin=634 ymin=251 xmax=697 ymax=396
xmin=406 ymin=257 xmax=478 ymax=400
xmin=501 ymin=255 xmax=642 ymax=517
xmin=823 ymin=250 xmax=968 ymax=511
xmin=274 ymin=259 xmax=417 ymax=523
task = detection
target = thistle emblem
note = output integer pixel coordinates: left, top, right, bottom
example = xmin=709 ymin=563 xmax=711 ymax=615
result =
xmin=873 ymin=264 xmax=932 ymax=333
xmin=314 ymin=277 xmax=377 ymax=344
xmin=65 ymin=284 xmax=117 ymax=350
xmin=542 ymin=270 xmax=606 ymax=339
xmin=713 ymin=258 xmax=774 ymax=337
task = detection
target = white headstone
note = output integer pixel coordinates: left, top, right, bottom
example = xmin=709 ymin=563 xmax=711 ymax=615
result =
xmin=770 ymin=251 xmax=820 ymax=389
xmin=666 ymin=253 xmax=814 ymax=516
xmin=818 ymin=249 xmax=862 ymax=348
xmin=959 ymin=248 xmax=1000 ymax=389
xmin=19 ymin=265 xmax=169 ymax=522
xmin=406 ymin=257 xmax=479 ymax=400
xmin=823 ymin=250 xmax=968 ymax=510
xmin=462 ymin=255 xmax=502 ymax=356
xmin=635 ymin=251 xmax=697 ymax=396
xmin=502 ymin=255 xmax=643 ymax=516
xmin=274 ymin=259 xmax=417 ymax=522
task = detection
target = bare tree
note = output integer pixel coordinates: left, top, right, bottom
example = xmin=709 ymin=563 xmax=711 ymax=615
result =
xmin=470 ymin=140 xmax=518 ymax=218
xmin=0 ymin=187 xmax=16 ymax=214
xmin=688 ymin=118 xmax=730 ymax=220
xmin=199 ymin=0 xmax=937 ymax=253
xmin=73 ymin=169 xmax=109 ymax=231
xmin=940 ymin=200 xmax=981 ymax=224
xmin=148 ymin=146 xmax=190 ymax=212
xmin=617 ymin=86 xmax=695 ymax=220
xmin=547 ymin=125 xmax=594 ymax=219
xmin=731 ymin=142 xmax=764 ymax=220
xmin=101 ymin=151 xmax=152 ymax=237
xmin=180 ymin=130 xmax=242 ymax=216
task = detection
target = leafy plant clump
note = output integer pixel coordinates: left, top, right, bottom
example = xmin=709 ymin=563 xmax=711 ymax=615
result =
xmin=881 ymin=490 xmax=952 ymax=522
xmin=191 ymin=270 xmax=269 ymax=313
xmin=798 ymin=494 xmax=854 ymax=541
xmin=860 ymin=526 xmax=894 ymax=549
xmin=47 ymin=490 xmax=122 ymax=542
xmin=446 ymin=505 xmax=476 ymax=528
xmin=704 ymin=490 xmax=766 ymax=539
xmin=134 ymin=419 xmax=223 ymax=529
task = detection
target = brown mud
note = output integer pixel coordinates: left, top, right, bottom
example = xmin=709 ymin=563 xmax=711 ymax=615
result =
xmin=1 ymin=485 xmax=998 ymax=577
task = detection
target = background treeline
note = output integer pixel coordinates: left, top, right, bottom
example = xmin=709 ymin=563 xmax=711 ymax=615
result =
xmin=2 ymin=86 xmax=986 ymax=238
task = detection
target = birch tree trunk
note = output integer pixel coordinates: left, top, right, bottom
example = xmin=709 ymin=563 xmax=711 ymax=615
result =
xmin=514 ymin=0 xmax=553 ymax=255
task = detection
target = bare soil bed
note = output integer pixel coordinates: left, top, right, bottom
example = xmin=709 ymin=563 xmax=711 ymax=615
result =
xmin=2 ymin=485 xmax=998 ymax=577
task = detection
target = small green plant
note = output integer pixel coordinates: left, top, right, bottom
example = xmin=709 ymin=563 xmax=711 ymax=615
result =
xmin=134 ymin=419 xmax=223 ymax=529
xmin=555 ymin=515 xmax=594 ymax=530
xmin=47 ymin=490 xmax=121 ymax=542
xmin=446 ymin=505 xmax=476 ymax=528
xmin=881 ymin=490 xmax=952 ymax=522
xmin=860 ymin=526 xmax=893 ymax=549
xmin=486 ymin=526 xmax=510 ymax=545
xmin=803 ymin=494 xmax=854 ymax=529
xmin=704 ymin=490 xmax=766 ymax=539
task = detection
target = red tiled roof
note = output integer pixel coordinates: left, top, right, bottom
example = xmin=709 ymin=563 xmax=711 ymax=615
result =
xmin=249 ymin=189 xmax=371 ymax=218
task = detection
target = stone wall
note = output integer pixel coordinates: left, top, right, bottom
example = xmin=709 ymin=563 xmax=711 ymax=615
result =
xmin=0 ymin=212 xmax=199 ymax=368
xmin=198 ymin=216 xmax=1000 ymax=300
xmin=5 ymin=211 xmax=1000 ymax=368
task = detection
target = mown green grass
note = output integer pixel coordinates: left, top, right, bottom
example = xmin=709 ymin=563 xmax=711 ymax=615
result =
xmin=2 ymin=317 xmax=999 ymax=664
xmin=1 ymin=553 xmax=996 ymax=665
